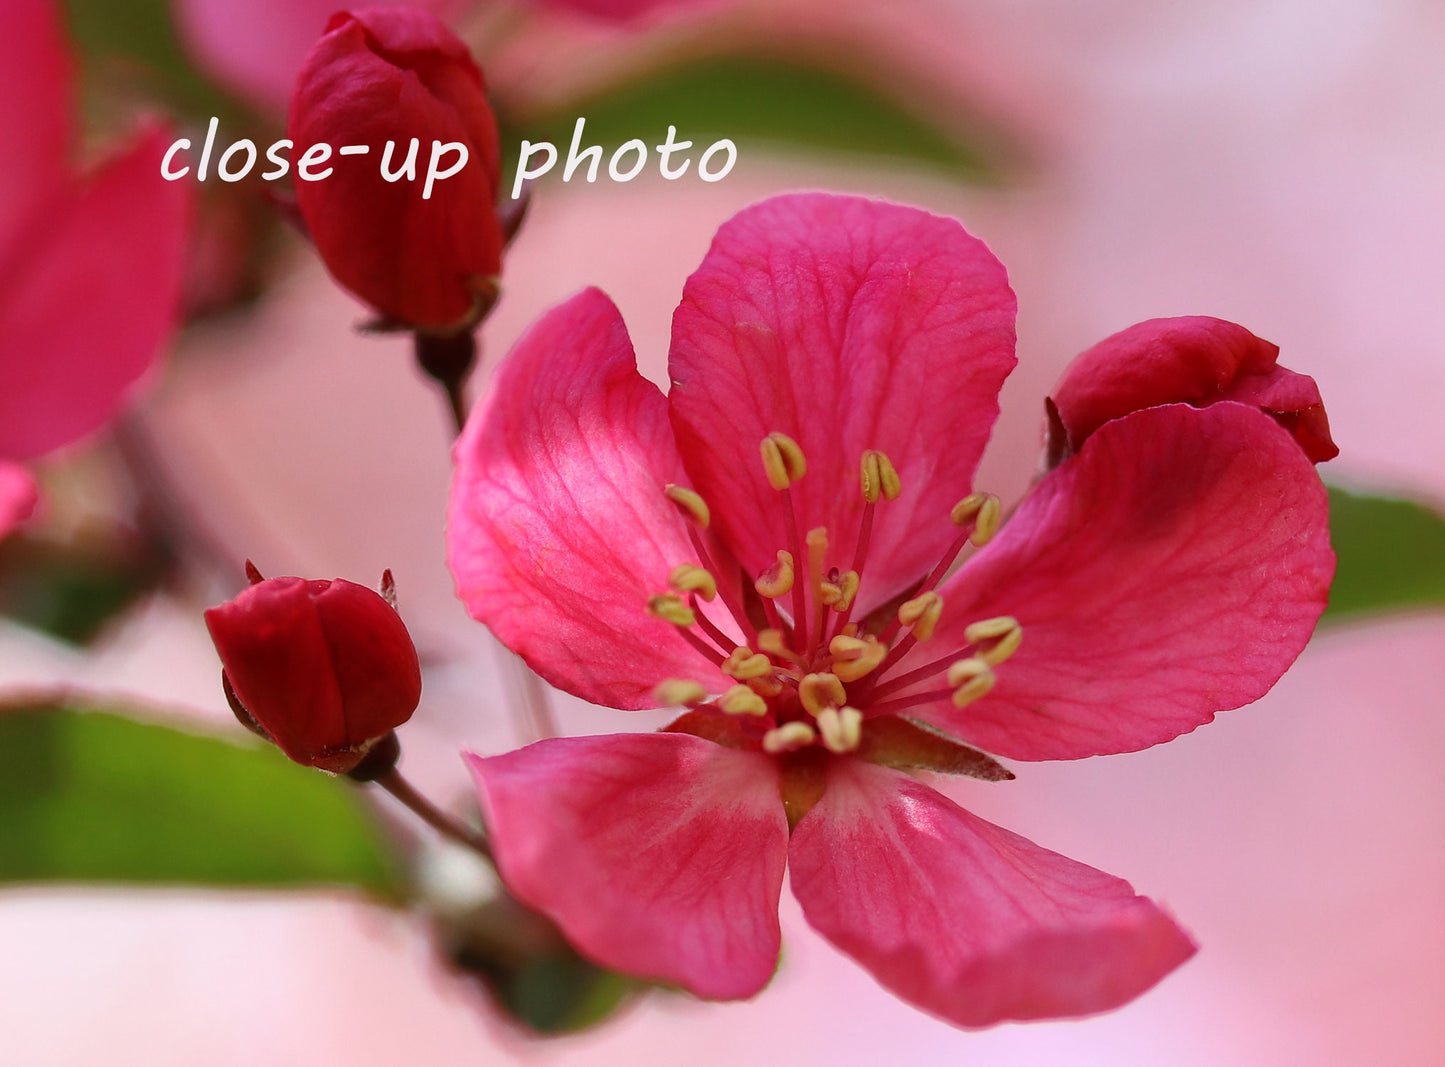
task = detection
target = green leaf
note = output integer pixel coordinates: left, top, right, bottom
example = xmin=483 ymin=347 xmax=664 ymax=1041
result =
xmin=62 ymin=0 xmax=252 ymax=125
xmin=0 ymin=704 xmax=404 ymax=897
xmin=1325 ymin=485 xmax=1445 ymax=621
xmin=501 ymin=51 xmax=1007 ymax=186
xmin=0 ymin=531 xmax=168 ymax=646
xmin=441 ymin=893 xmax=640 ymax=1035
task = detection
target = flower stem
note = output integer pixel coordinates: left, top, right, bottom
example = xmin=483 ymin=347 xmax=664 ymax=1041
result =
xmin=373 ymin=766 xmax=494 ymax=863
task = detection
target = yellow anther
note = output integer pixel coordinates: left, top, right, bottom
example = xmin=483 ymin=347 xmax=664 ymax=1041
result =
xmin=829 ymin=633 xmax=888 ymax=683
xmin=762 ymin=721 xmax=817 ymax=754
xmin=799 ymin=672 xmax=847 ymax=716
xmin=981 ymin=626 xmax=1022 ymax=665
xmin=966 ymin=616 xmax=1023 ymax=665
xmin=971 ymin=495 xmax=1002 ymax=547
xmin=946 ymin=657 xmax=993 ymax=687
xmin=722 ymin=647 xmax=773 ymax=680
xmin=897 ymin=591 xmax=944 ymax=642
xmin=819 ymin=572 xmax=858 ymax=610
xmin=647 ymin=593 xmax=695 ymax=627
xmin=816 ymin=706 xmax=863 ymax=754
xmin=668 ymin=563 xmax=717 ymax=602
xmin=755 ymin=550 xmax=795 ymax=599
xmin=950 ymin=492 xmax=989 ymax=526
xmin=760 ymin=432 xmax=807 ymax=491
xmin=757 ymin=629 xmax=790 ymax=657
xmin=860 ymin=450 xmax=902 ymax=504
xmin=664 ymin=484 xmax=710 ymax=528
xmin=951 ymin=668 xmax=997 ymax=708
xmin=719 ymin=684 xmax=769 ymax=717
xmin=654 ymin=679 xmax=709 ymax=707
xmin=747 ymin=675 xmax=784 ymax=699
xmin=951 ymin=492 xmax=1002 ymax=544
xmin=966 ymin=615 xmax=1018 ymax=643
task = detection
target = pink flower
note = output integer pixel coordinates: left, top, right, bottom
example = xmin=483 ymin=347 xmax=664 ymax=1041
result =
xmin=0 ymin=0 xmax=190 ymax=540
xmin=447 ymin=193 xmax=1334 ymax=1026
xmin=288 ymin=7 xmax=504 ymax=334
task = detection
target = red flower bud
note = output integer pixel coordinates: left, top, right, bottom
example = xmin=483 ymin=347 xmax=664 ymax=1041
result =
xmin=205 ymin=576 xmax=423 ymax=773
xmin=1048 ymin=316 xmax=1338 ymax=465
xmin=288 ymin=8 xmax=503 ymax=333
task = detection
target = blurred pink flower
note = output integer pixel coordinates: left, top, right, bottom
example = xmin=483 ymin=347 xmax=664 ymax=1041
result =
xmin=0 ymin=0 xmax=190 ymax=540
xmin=529 ymin=0 xmax=720 ymax=21
xmin=174 ymin=0 xmax=452 ymax=111
xmin=448 ymin=193 xmax=1334 ymax=1026
xmin=174 ymin=0 xmax=707 ymax=111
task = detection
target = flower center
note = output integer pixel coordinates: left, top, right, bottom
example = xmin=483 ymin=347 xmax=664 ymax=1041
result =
xmin=649 ymin=434 xmax=1023 ymax=756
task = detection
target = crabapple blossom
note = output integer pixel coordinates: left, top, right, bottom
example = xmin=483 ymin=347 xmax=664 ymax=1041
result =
xmin=448 ymin=192 xmax=1334 ymax=1027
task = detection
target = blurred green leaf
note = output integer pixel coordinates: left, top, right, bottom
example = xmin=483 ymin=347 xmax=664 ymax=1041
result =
xmin=441 ymin=892 xmax=640 ymax=1034
xmin=503 ymin=51 xmax=1006 ymax=186
xmin=63 ymin=0 xmax=250 ymax=124
xmin=0 ymin=704 xmax=404 ymax=897
xmin=1325 ymin=485 xmax=1445 ymax=621
xmin=0 ymin=531 xmax=167 ymax=646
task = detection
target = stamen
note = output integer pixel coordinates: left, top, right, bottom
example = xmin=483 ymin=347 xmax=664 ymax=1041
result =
xmin=758 ymin=628 xmax=805 ymax=667
xmin=722 ymin=647 xmax=773 ymax=680
xmin=870 ymin=591 xmax=945 ymax=683
xmin=946 ymin=656 xmax=993 ymax=687
xmin=950 ymin=492 xmax=988 ymax=527
xmin=816 ymin=706 xmax=863 ymax=754
xmin=647 ymin=592 xmax=728 ymax=666
xmin=863 ymin=649 xmax=967 ymax=701
xmin=646 ymin=593 xmax=695 ymax=628
xmin=965 ymin=616 xmax=1023 ymax=665
xmin=867 ymin=688 xmax=955 ymax=715
xmin=860 ymin=450 xmax=901 ymax=504
xmin=799 ymin=672 xmax=846 ymax=716
xmin=951 ymin=666 xmax=996 ymax=708
xmin=760 ymin=432 xmax=807 ymax=491
xmin=829 ymin=633 xmax=888 ymax=683
xmin=971 ymin=495 xmax=1002 ymax=547
xmin=719 ymin=684 xmax=769 ymax=716
xmin=683 ymin=522 xmax=752 ymax=643
xmin=755 ymin=550 xmax=795 ymax=598
xmin=746 ymin=675 xmax=784 ymax=698
xmin=897 ymin=591 xmax=944 ymax=642
xmin=669 ymin=564 xmax=717 ymax=601
xmin=654 ymin=679 xmax=709 ymax=706
xmin=690 ymin=597 xmax=737 ymax=654
xmin=805 ymin=527 xmax=830 ymax=655
xmin=827 ymin=570 xmax=860 ymax=613
xmin=665 ymin=484 xmax=710 ymax=528
xmin=763 ymin=721 xmax=817 ymax=754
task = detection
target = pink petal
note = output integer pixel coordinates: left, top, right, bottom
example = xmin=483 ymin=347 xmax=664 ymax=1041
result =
xmin=448 ymin=288 xmax=728 ymax=708
xmin=790 ymin=759 xmax=1196 ymax=1027
xmin=0 ymin=124 xmax=190 ymax=460
xmin=899 ymin=402 xmax=1333 ymax=760
xmin=465 ymin=732 xmax=788 ymax=999
xmin=668 ymin=193 xmax=1017 ymax=615
xmin=0 ymin=0 xmax=71 ymax=253
xmin=1051 ymin=316 xmax=1337 ymax=463
xmin=0 ymin=461 xmax=38 ymax=540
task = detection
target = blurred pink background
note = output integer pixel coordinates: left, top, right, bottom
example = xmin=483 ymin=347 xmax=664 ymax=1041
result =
xmin=3 ymin=0 xmax=1443 ymax=1063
